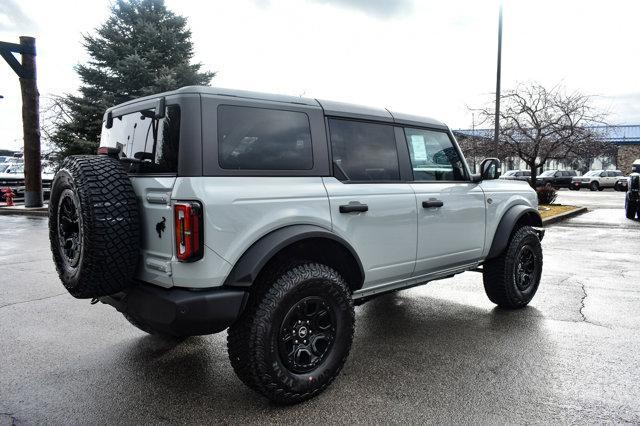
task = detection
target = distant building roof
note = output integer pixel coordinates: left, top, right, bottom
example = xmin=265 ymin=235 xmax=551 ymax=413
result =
xmin=594 ymin=125 xmax=640 ymax=144
xmin=454 ymin=125 xmax=640 ymax=145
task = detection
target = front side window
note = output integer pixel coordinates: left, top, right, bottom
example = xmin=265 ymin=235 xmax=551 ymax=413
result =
xmin=404 ymin=128 xmax=466 ymax=181
xmin=100 ymin=105 xmax=181 ymax=174
xmin=328 ymin=119 xmax=399 ymax=181
xmin=218 ymin=105 xmax=313 ymax=170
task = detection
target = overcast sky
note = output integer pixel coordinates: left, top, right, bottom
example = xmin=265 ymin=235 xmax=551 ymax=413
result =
xmin=0 ymin=0 xmax=639 ymax=150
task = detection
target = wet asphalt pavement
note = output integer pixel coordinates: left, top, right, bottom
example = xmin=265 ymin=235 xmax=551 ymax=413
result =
xmin=1 ymin=190 xmax=640 ymax=424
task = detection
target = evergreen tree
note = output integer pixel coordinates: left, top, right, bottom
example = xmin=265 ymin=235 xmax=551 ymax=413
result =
xmin=51 ymin=0 xmax=214 ymax=158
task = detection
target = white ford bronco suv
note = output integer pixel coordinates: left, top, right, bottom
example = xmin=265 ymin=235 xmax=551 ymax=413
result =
xmin=49 ymin=87 xmax=544 ymax=404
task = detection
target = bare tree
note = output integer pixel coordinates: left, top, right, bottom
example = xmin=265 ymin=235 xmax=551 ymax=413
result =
xmin=473 ymin=83 xmax=609 ymax=187
xmin=456 ymin=132 xmax=510 ymax=173
xmin=41 ymin=95 xmax=72 ymax=145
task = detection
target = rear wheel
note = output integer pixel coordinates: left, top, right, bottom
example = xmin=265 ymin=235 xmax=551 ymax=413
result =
xmin=227 ymin=262 xmax=354 ymax=404
xmin=483 ymin=226 xmax=543 ymax=309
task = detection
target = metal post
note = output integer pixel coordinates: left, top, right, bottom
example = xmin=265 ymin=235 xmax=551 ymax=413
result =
xmin=493 ymin=2 xmax=503 ymax=155
xmin=19 ymin=36 xmax=42 ymax=207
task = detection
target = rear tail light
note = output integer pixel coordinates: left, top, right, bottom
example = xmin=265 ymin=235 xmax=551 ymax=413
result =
xmin=174 ymin=201 xmax=204 ymax=262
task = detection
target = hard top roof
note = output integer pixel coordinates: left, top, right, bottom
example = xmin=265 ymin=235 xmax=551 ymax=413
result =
xmin=106 ymin=86 xmax=447 ymax=129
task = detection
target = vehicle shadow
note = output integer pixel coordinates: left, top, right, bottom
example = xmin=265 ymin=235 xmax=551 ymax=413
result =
xmin=78 ymin=291 xmax=554 ymax=423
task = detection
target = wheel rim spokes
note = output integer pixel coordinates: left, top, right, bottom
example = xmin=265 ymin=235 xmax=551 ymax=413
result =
xmin=57 ymin=192 xmax=82 ymax=268
xmin=515 ymin=245 xmax=536 ymax=291
xmin=279 ymin=296 xmax=337 ymax=374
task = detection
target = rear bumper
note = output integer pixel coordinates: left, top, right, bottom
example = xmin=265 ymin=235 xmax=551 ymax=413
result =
xmin=101 ymin=283 xmax=248 ymax=336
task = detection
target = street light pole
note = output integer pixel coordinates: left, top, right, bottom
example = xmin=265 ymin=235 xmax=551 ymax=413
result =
xmin=493 ymin=2 xmax=503 ymax=156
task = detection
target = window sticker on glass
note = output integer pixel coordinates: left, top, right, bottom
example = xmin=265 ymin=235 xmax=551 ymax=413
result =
xmin=410 ymin=135 xmax=427 ymax=161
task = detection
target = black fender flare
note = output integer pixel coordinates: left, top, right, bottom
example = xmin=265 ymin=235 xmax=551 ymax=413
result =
xmin=223 ymin=224 xmax=365 ymax=288
xmin=487 ymin=205 xmax=543 ymax=259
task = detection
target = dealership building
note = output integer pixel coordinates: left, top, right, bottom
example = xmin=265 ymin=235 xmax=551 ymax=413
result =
xmin=454 ymin=124 xmax=640 ymax=174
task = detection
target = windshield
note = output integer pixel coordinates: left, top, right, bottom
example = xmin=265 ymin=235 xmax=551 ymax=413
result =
xmin=539 ymin=170 xmax=555 ymax=177
xmin=584 ymin=170 xmax=600 ymax=176
xmin=5 ymin=164 xmax=24 ymax=174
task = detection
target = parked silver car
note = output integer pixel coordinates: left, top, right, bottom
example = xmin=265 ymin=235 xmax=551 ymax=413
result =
xmin=500 ymin=169 xmax=531 ymax=183
xmin=571 ymin=170 xmax=625 ymax=191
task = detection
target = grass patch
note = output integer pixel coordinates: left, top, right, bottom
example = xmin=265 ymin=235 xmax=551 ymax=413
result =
xmin=538 ymin=204 xmax=580 ymax=219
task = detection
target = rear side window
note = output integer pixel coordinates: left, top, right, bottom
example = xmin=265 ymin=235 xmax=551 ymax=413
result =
xmin=218 ymin=105 xmax=313 ymax=170
xmin=100 ymin=105 xmax=180 ymax=174
xmin=404 ymin=127 xmax=466 ymax=181
xmin=328 ymin=119 xmax=399 ymax=181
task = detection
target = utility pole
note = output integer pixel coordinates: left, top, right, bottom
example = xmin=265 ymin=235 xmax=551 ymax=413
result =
xmin=0 ymin=37 xmax=42 ymax=207
xmin=493 ymin=2 xmax=503 ymax=156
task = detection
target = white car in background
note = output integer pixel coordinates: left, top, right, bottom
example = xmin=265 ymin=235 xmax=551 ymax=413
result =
xmin=0 ymin=163 xmax=55 ymax=200
xmin=571 ymin=170 xmax=625 ymax=191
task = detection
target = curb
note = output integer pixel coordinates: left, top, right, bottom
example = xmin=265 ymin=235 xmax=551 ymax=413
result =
xmin=542 ymin=206 xmax=588 ymax=226
xmin=0 ymin=206 xmax=49 ymax=217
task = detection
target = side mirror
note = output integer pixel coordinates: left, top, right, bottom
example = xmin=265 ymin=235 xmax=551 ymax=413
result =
xmin=480 ymin=158 xmax=501 ymax=180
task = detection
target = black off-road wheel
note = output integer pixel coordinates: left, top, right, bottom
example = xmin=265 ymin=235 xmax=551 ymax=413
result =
xmin=483 ymin=226 xmax=543 ymax=309
xmin=49 ymin=155 xmax=140 ymax=299
xmin=227 ymin=262 xmax=355 ymax=404
xmin=625 ymin=198 xmax=638 ymax=219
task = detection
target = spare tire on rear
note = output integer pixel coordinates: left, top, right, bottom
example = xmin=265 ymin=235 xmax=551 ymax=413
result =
xmin=49 ymin=155 xmax=140 ymax=299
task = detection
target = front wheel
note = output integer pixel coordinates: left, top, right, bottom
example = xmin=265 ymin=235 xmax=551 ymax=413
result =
xmin=483 ymin=226 xmax=543 ymax=309
xmin=227 ymin=262 xmax=355 ymax=404
xmin=590 ymin=181 xmax=599 ymax=191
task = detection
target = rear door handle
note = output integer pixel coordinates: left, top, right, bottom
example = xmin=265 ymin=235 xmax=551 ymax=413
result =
xmin=422 ymin=200 xmax=444 ymax=208
xmin=339 ymin=203 xmax=368 ymax=213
